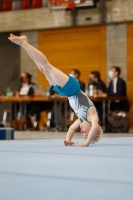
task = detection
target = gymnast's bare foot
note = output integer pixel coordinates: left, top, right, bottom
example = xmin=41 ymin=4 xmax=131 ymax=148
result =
xmin=8 ymin=33 xmax=28 ymax=47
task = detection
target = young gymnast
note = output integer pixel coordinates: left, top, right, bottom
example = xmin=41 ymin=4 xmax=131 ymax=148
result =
xmin=8 ymin=34 xmax=103 ymax=147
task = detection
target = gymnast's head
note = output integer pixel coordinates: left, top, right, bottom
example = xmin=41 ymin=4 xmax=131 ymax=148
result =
xmin=80 ymin=121 xmax=103 ymax=144
xmin=80 ymin=120 xmax=92 ymax=134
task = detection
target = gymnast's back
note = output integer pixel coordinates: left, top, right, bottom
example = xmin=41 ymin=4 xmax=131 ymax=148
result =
xmin=68 ymin=90 xmax=94 ymax=122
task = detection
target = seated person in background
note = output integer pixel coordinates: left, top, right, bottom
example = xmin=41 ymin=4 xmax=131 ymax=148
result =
xmin=12 ymin=72 xmax=36 ymax=129
xmin=107 ymin=66 xmax=129 ymax=112
xmin=17 ymin=72 xmax=40 ymax=129
xmin=19 ymin=73 xmax=53 ymax=130
xmin=88 ymin=71 xmax=107 ymax=126
xmin=12 ymin=72 xmax=36 ymax=126
xmin=69 ymin=69 xmax=86 ymax=92
xmin=18 ymin=72 xmax=35 ymax=96
xmin=89 ymin=71 xmax=106 ymax=93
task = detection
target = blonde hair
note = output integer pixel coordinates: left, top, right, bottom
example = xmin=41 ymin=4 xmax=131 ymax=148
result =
xmin=91 ymin=125 xmax=103 ymax=144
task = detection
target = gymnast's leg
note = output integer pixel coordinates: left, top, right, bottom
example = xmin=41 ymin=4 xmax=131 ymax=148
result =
xmin=8 ymin=34 xmax=68 ymax=87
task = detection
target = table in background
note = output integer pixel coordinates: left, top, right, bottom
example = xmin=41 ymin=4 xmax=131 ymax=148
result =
xmin=0 ymin=96 xmax=68 ymax=130
xmin=0 ymin=95 xmax=128 ymax=131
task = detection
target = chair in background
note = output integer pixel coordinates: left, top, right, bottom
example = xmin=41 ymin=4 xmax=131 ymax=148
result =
xmin=22 ymin=0 xmax=30 ymax=9
xmin=32 ymin=0 xmax=42 ymax=8
xmin=2 ymin=1 xmax=12 ymax=11
xmin=128 ymin=105 xmax=133 ymax=128
xmin=2 ymin=109 xmax=11 ymax=127
xmin=39 ymin=111 xmax=51 ymax=131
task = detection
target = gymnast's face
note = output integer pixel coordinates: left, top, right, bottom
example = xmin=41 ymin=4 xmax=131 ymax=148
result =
xmin=80 ymin=121 xmax=91 ymax=135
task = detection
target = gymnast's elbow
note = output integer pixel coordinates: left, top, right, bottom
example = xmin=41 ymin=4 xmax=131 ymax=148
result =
xmin=68 ymin=126 xmax=75 ymax=132
xmin=92 ymin=124 xmax=99 ymax=131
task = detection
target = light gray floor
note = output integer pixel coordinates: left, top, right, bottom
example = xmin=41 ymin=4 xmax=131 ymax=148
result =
xmin=0 ymin=137 xmax=133 ymax=200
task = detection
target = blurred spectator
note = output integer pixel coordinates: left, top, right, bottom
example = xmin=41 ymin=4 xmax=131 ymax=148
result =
xmin=12 ymin=72 xmax=35 ymax=129
xmin=107 ymin=66 xmax=129 ymax=112
xmin=69 ymin=69 xmax=85 ymax=92
xmin=13 ymin=72 xmax=54 ymax=130
xmin=16 ymin=72 xmax=37 ymax=129
xmin=89 ymin=71 xmax=106 ymax=93
xmin=18 ymin=72 xmax=35 ymax=96
xmin=88 ymin=71 xmax=106 ymax=126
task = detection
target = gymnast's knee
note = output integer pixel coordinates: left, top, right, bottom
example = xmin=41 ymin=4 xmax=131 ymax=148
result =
xmin=40 ymin=64 xmax=52 ymax=74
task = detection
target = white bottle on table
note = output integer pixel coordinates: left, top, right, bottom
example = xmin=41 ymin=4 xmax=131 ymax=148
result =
xmin=45 ymin=86 xmax=50 ymax=97
xmin=89 ymin=85 xmax=94 ymax=96
xmin=6 ymin=87 xmax=10 ymax=97
xmin=85 ymin=85 xmax=89 ymax=96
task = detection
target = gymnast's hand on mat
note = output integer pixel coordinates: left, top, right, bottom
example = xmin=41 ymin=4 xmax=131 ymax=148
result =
xmin=76 ymin=142 xmax=88 ymax=147
xmin=64 ymin=140 xmax=75 ymax=146
xmin=8 ymin=33 xmax=28 ymax=46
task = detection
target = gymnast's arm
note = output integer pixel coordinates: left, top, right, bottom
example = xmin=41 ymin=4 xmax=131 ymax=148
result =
xmin=76 ymin=107 xmax=99 ymax=147
xmin=85 ymin=108 xmax=99 ymax=146
xmin=64 ymin=119 xmax=81 ymax=146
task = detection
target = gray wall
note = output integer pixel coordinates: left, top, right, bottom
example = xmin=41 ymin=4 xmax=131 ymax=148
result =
xmin=0 ymin=32 xmax=20 ymax=120
xmin=106 ymin=24 xmax=127 ymax=84
xmin=0 ymin=0 xmax=133 ymax=32
xmin=0 ymin=8 xmax=71 ymax=32
xmin=106 ymin=0 xmax=133 ymax=23
xmin=0 ymin=32 xmax=20 ymax=95
xmin=20 ymin=31 xmax=38 ymax=84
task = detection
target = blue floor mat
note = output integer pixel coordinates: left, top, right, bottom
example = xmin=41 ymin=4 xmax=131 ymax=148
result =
xmin=0 ymin=138 xmax=133 ymax=200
